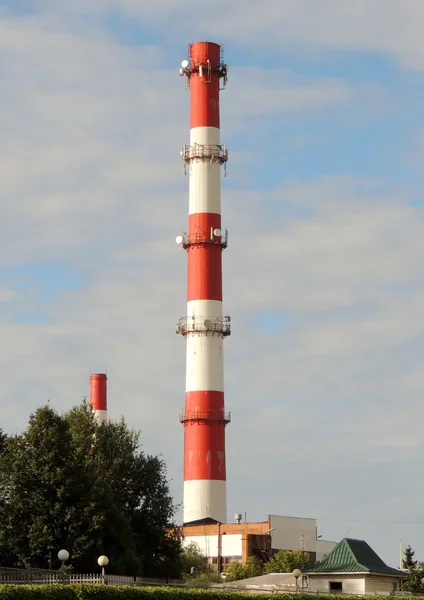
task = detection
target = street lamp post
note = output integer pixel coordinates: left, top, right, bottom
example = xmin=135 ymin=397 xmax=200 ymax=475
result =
xmin=58 ymin=549 xmax=69 ymax=569
xmin=293 ymin=568 xmax=302 ymax=594
xmin=98 ymin=555 xmax=109 ymax=584
xmin=58 ymin=549 xmax=69 ymax=582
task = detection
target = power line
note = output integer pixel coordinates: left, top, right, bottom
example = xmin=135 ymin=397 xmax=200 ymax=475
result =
xmin=318 ymin=518 xmax=424 ymax=525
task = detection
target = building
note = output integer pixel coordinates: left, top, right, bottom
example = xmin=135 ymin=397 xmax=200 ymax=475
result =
xmin=181 ymin=514 xmax=336 ymax=570
xmin=305 ymin=537 xmax=407 ymax=595
xmin=216 ymin=538 xmax=406 ymax=596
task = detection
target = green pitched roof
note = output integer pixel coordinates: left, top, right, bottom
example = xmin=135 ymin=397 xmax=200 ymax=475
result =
xmin=308 ymin=538 xmax=406 ymax=577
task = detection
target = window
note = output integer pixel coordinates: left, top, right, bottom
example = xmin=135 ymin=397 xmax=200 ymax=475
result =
xmin=329 ymin=582 xmax=343 ymax=592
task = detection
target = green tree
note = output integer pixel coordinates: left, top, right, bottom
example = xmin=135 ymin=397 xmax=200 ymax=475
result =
xmin=264 ymin=549 xmax=311 ymax=574
xmin=185 ymin=571 xmax=223 ymax=587
xmin=180 ymin=542 xmax=209 ymax=577
xmin=0 ymin=401 xmax=181 ymax=576
xmin=224 ymin=556 xmax=263 ymax=582
xmin=224 ymin=560 xmax=246 ymax=582
xmin=402 ymin=545 xmax=424 ymax=593
xmin=0 ymin=405 xmax=102 ymax=569
xmin=67 ymin=404 xmax=182 ymax=576
xmin=0 ymin=429 xmax=6 ymax=452
xmin=179 ymin=542 xmax=223 ymax=587
xmin=243 ymin=556 xmax=264 ymax=578
xmin=403 ymin=545 xmax=417 ymax=569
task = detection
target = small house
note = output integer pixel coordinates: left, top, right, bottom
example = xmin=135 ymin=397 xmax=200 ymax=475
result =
xmin=305 ymin=537 xmax=407 ymax=595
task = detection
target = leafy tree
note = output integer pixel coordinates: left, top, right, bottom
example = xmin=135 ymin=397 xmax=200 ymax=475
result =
xmin=0 ymin=429 xmax=6 ymax=452
xmin=68 ymin=405 xmax=182 ymax=577
xmin=180 ymin=542 xmax=209 ymax=577
xmin=243 ymin=556 xmax=264 ymax=578
xmin=224 ymin=556 xmax=263 ymax=582
xmin=402 ymin=570 xmax=424 ymax=593
xmin=0 ymin=401 xmax=181 ymax=576
xmin=264 ymin=549 xmax=312 ymax=574
xmin=224 ymin=560 xmax=246 ymax=582
xmin=179 ymin=542 xmax=223 ymax=587
xmin=185 ymin=571 xmax=223 ymax=587
xmin=0 ymin=406 xmax=101 ymax=569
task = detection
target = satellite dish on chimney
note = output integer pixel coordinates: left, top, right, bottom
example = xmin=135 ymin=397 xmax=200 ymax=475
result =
xmin=204 ymin=319 xmax=212 ymax=329
xmin=213 ymin=228 xmax=222 ymax=237
xmin=181 ymin=59 xmax=189 ymax=69
xmin=175 ymin=235 xmax=183 ymax=244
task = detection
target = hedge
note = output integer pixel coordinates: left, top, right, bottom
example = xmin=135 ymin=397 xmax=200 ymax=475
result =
xmin=0 ymin=586 xmax=420 ymax=600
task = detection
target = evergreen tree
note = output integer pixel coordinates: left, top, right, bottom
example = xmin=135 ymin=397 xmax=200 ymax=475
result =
xmin=402 ymin=545 xmax=424 ymax=593
xmin=403 ymin=545 xmax=417 ymax=569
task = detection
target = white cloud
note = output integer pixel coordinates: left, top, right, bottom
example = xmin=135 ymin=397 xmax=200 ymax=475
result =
xmin=32 ymin=0 xmax=424 ymax=71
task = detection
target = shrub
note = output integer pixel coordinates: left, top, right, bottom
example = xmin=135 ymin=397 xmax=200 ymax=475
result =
xmin=0 ymin=585 xmax=418 ymax=600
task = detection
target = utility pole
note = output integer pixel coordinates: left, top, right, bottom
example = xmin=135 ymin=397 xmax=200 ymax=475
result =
xmin=300 ymin=534 xmax=305 ymax=591
xmin=300 ymin=534 xmax=305 ymax=569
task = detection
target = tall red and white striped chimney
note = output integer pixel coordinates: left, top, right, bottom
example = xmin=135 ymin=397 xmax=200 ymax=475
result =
xmin=177 ymin=42 xmax=230 ymax=524
xmin=90 ymin=373 xmax=107 ymax=424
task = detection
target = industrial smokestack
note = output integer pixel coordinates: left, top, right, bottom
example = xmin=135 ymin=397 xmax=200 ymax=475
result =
xmin=176 ymin=42 xmax=230 ymax=524
xmin=89 ymin=373 xmax=107 ymax=424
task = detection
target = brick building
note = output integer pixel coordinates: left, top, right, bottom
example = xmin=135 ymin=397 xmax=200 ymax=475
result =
xmin=181 ymin=514 xmax=336 ymax=571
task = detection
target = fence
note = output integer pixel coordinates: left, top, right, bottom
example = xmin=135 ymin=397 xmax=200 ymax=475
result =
xmin=0 ymin=566 xmax=182 ymax=586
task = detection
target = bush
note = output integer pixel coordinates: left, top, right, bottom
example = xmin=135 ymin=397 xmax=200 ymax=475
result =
xmin=0 ymin=585 xmax=420 ymax=600
xmin=223 ymin=556 xmax=263 ymax=582
xmin=184 ymin=572 xmax=223 ymax=588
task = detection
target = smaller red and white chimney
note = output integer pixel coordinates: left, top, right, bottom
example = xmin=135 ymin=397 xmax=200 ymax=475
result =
xmin=89 ymin=373 xmax=107 ymax=423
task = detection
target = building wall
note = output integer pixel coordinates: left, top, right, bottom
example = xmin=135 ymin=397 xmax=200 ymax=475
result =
xmin=181 ymin=517 xmax=335 ymax=567
xmin=269 ymin=515 xmax=317 ymax=552
xmin=307 ymin=574 xmax=365 ymax=594
xmin=316 ymin=539 xmax=337 ymax=561
xmin=182 ymin=521 xmax=270 ymax=538
xmin=184 ymin=534 xmax=242 ymax=558
xmin=364 ymin=575 xmax=399 ymax=595
xmin=182 ymin=521 xmax=271 ymax=567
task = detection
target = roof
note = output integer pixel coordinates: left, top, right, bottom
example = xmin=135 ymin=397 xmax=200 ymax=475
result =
xmin=307 ymin=538 xmax=406 ymax=577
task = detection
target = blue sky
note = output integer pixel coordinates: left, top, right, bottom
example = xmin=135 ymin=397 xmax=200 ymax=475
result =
xmin=2 ymin=0 xmax=424 ymax=567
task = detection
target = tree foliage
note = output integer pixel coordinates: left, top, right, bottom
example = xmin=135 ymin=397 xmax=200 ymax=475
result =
xmin=263 ymin=549 xmax=311 ymax=574
xmin=403 ymin=545 xmax=417 ymax=569
xmin=224 ymin=557 xmax=263 ymax=582
xmin=223 ymin=550 xmax=312 ymax=583
xmin=180 ymin=542 xmax=209 ymax=577
xmin=402 ymin=545 xmax=424 ymax=593
xmin=0 ymin=401 xmax=181 ymax=576
xmin=0 ymin=429 xmax=6 ymax=452
xmin=179 ymin=542 xmax=222 ymax=586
